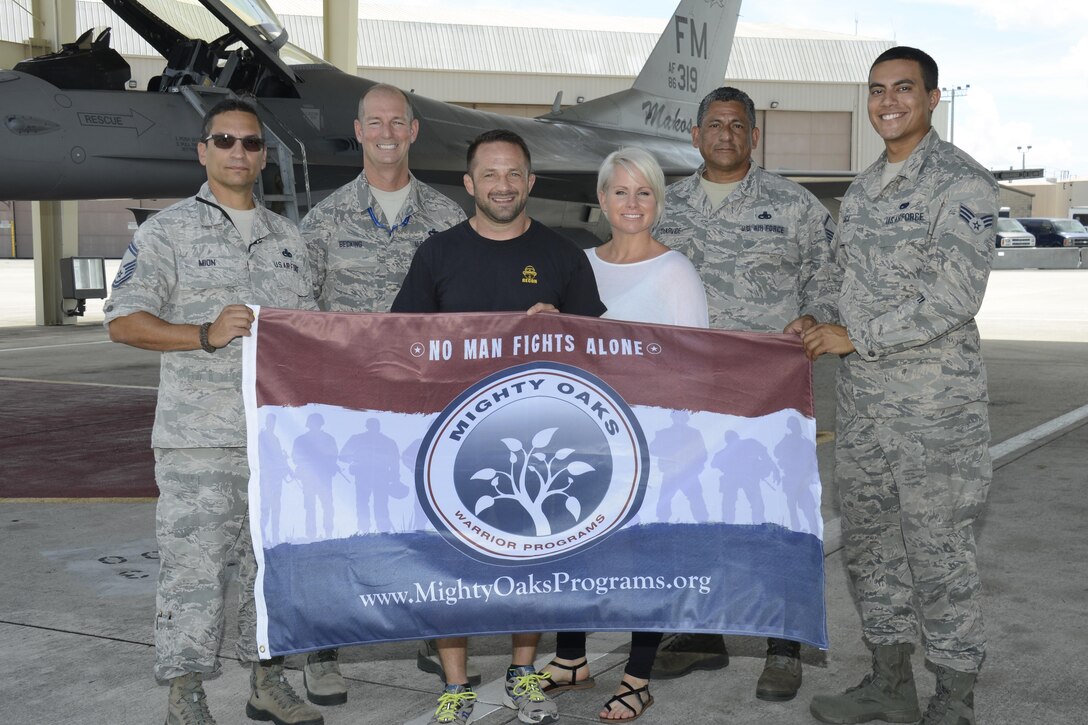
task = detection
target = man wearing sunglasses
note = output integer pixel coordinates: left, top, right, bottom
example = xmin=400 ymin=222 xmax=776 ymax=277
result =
xmin=104 ymin=97 xmax=322 ymax=725
xmin=297 ymin=82 xmax=468 ymax=706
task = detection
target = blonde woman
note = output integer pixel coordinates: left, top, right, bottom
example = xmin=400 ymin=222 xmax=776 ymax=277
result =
xmin=543 ymin=148 xmax=707 ymax=721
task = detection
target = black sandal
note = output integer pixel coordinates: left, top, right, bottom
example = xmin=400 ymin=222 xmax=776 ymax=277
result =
xmin=540 ymin=658 xmax=597 ymax=693
xmin=599 ymin=679 xmax=654 ymax=722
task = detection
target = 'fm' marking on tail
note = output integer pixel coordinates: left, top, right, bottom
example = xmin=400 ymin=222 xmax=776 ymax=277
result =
xmin=544 ymin=0 xmax=742 ymax=142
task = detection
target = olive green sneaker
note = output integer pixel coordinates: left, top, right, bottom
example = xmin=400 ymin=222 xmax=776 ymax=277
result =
xmin=246 ymin=660 xmax=324 ymax=725
xmin=165 ymin=672 xmax=216 ymax=725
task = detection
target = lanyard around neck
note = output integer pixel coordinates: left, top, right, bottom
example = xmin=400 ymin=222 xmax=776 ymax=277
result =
xmin=367 ymin=206 xmax=411 ymax=236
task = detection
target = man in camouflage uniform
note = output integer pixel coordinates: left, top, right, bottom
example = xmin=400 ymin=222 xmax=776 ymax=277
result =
xmin=804 ymin=47 xmax=995 ymax=725
xmin=301 ymin=83 xmax=465 ymax=313
xmin=652 ymin=86 xmax=839 ymax=701
xmin=105 ymin=98 xmax=323 ymax=725
xmin=298 ymin=83 xmax=468 ymax=704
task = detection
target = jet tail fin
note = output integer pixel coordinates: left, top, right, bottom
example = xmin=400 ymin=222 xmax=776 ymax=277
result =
xmin=541 ymin=0 xmax=741 ymax=142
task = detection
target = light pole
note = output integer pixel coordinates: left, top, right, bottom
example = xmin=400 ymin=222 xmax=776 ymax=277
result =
xmin=1017 ymin=145 xmax=1032 ymax=170
xmin=940 ymin=84 xmax=969 ymax=145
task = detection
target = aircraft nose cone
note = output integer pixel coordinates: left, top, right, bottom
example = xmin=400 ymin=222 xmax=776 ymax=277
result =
xmin=0 ymin=74 xmax=69 ymax=198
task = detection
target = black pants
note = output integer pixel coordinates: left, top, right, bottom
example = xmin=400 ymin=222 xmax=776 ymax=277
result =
xmin=556 ymin=631 xmax=663 ymax=680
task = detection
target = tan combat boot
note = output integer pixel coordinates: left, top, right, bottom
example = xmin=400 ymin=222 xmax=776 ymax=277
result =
xmin=246 ymin=659 xmax=325 ymax=725
xmin=303 ymin=649 xmax=347 ymax=706
xmin=809 ymin=642 xmax=922 ymax=724
xmin=164 ymin=672 xmax=216 ymax=725
xmin=756 ymin=638 xmax=803 ymax=701
xmin=650 ymin=633 xmax=729 ymax=679
xmin=921 ymin=665 xmax=976 ymax=725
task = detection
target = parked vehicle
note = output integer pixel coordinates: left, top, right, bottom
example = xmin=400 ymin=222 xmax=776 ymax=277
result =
xmin=1016 ymin=218 xmax=1088 ymax=248
xmin=994 ymin=218 xmax=1035 ymax=248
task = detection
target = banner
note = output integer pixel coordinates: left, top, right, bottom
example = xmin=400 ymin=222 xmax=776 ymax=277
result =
xmin=243 ymin=308 xmax=827 ymax=656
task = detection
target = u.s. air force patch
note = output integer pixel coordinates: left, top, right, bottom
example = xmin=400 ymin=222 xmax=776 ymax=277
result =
xmin=417 ymin=362 xmax=649 ymax=565
xmin=112 ymin=242 xmax=139 ymax=289
xmin=958 ymin=205 xmax=994 ymax=235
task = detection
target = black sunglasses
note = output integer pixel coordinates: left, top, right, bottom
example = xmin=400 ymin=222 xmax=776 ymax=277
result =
xmin=202 ymin=133 xmax=266 ymax=152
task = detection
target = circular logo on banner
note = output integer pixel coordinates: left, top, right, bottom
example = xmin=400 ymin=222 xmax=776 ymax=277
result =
xmin=417 ymin=362 xmax=648 ymax=564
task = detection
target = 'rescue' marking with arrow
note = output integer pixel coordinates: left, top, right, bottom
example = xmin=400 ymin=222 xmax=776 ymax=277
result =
xmin=76 ymin=108 xmax=155 ymax=136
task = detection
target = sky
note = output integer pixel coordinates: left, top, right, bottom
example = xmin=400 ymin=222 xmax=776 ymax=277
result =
xmin=336 ymin=0 xmax=1088 ymax=179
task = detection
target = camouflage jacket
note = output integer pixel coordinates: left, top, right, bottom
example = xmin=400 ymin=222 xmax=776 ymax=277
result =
xmin=836 ymin=128 xmax=997 ymax=416
xmin=104 ymin=183 xmax=317 ymax=448
xmin=654 ymin=163 xmax=838 ymax=332
xmin=300 ymin=172 xmax=466 ymax=311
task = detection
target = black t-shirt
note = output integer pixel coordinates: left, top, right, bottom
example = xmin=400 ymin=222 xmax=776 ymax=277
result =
xmin=391 ymin=219 xmax=606 ymax=316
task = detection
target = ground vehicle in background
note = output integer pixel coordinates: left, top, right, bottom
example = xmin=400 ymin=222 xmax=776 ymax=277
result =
xmin=994 ymin=218 xmax=1035 ymax=248
xmin=1016 ymin=218 xmax=1088 ymax=248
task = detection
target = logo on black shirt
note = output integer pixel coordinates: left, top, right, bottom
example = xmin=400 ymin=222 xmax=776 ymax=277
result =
xmin=522 ymin=265 xmax=538 ymax=284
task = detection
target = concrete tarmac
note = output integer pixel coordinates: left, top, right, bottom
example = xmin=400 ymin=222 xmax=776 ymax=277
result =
xmin=1 ymin=260 xmax=1086 ymax=724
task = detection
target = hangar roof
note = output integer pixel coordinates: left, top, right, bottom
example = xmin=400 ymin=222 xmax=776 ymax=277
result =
xmin=1 ymin=0 xmax=890 ymax=83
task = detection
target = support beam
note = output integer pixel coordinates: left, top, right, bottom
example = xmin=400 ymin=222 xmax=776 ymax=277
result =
xmin=30 ymin=0 xmax=79 ymax=325
xmin=34 ymin=0 xmax=77 ymax=51
xmin=323 ymin=0 xmax=359 ymax=75
xmin=32 ymin=201 xmax=79 ymax=325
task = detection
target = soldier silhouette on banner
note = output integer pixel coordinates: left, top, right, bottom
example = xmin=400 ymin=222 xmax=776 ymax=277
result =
xmin=650 ymin=410 xmax=709 ymax=523
xmin=713 ymin=429 xmax=781 ymax=525
xmin=773 ymin=416 xmax=819 ymax=532
xmin=258 ymin=413 xmax=294 ymax=544
xmin=339 ymin=417 xmax=404 ymax=533
xmin=291 ymin=412 xmax=339 ymax=539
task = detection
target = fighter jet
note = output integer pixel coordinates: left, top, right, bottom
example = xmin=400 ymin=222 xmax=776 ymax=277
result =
xmin=0 ymin=0 xmax=740 ymax=237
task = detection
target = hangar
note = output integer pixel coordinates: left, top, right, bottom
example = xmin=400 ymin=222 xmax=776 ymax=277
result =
xmin=0 ymin=0 xmax=909 ymax=263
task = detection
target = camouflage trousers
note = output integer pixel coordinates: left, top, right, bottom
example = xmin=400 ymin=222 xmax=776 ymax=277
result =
xmin=153 ymin=447 xmax=259 ymax=681
xmin=836 ymin=401 xmax=991 ymax=672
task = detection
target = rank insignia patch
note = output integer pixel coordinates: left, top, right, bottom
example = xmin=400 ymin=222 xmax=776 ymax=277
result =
xmin=958 ymin=205 xmax=994 ymax=234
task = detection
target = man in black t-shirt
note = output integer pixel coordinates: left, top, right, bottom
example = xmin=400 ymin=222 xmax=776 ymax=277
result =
xmin=393 ymin=129 xmax=604 ymax=725
xmin=393 ymin=130 xmax=604 ymax=318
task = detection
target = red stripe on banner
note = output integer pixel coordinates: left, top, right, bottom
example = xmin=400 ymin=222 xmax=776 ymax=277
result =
xmin=254 ymin=308 xmax=812 ymax=419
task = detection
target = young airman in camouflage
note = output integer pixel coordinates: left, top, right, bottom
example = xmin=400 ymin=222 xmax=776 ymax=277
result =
xmin=297 ymin=83 xmax=469 ymax=706
xmin=300 ymin=83 xmax=465 ymax=314
xmin=652 ymin=85 xmax=839 ymax=702
xmin=105 ymin=98 xmax=322 ymax=725
xmin=804 ymin=46 xmax=996 ymax=725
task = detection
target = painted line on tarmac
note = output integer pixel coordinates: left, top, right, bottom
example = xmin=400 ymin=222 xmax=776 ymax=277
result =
xmin=823 ymin=403 xmax=1088 ymax=556
xmin=0 ymin=497 xmax=157 ymax=504
xmin=0 ymin=339 xmax=111 ymax=353
xmin=0 ymin=375 xmax=156 ymax=390
xmin=989 ymin=403 xmax=1088 ymax=463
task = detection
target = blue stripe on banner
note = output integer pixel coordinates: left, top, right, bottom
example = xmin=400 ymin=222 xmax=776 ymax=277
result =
xmin=261 ymin=521 xmax=828 ymax=652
